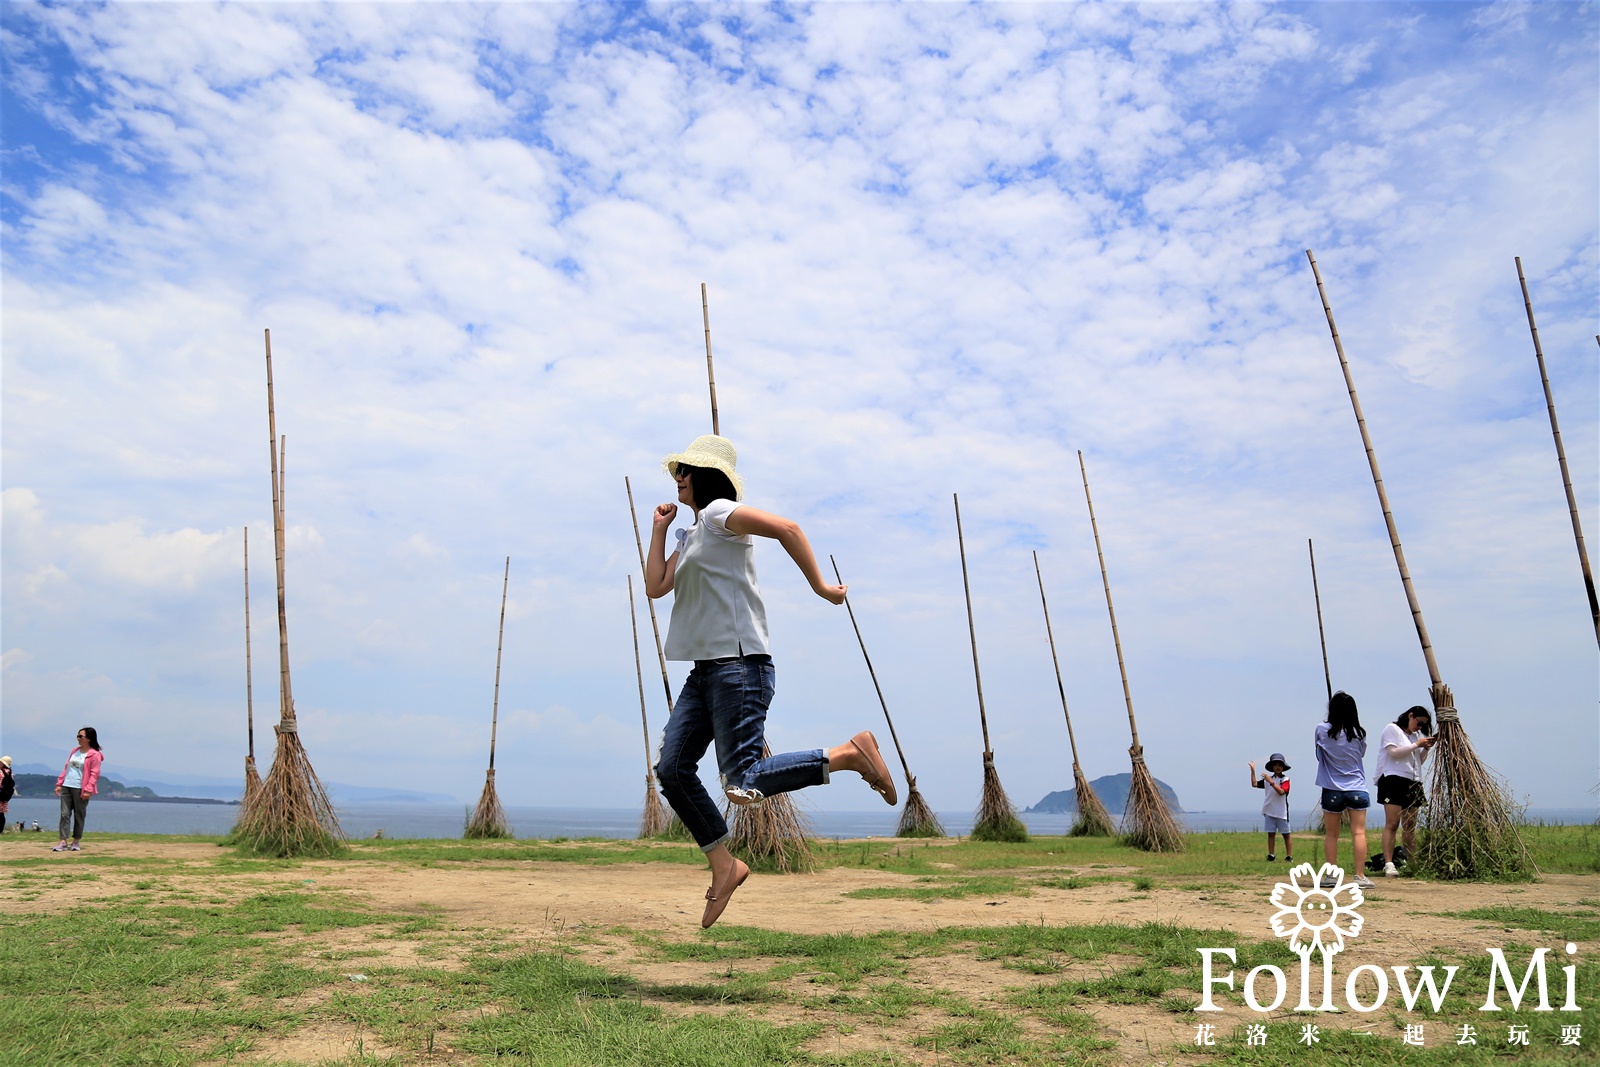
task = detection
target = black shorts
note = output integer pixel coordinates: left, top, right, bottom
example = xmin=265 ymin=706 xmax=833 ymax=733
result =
xmin=1377 ymin=774 xmax=1425 ymax=809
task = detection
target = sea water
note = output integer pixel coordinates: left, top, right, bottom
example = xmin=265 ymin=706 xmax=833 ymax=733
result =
xmin=2 ymin=797 xmax=1592 ymax=841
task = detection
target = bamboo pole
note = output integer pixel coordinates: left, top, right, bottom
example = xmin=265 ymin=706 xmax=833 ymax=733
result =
xmin=625 ymin=476 xmax=675 ymax=713
xmin=830 ymin=555 xmax=946 ymax=837
xmin=1305 ymin=252 xmax=1439 ymax=685
xmin=1305 ymin=250 xmax=1527 ymax=878
xmin=489 ymin=557 xmax=509 ymax=773
xmin=232 ymin=329 xmax=341 ymax=854
xmin=1308 ymin=539 xmax=1333 ymax=700
xmin=244 ymin=527 xmax=255 ymax=762
xmin=631 ymin=574 xmax=670 ymax=837
xmin=953 ymin=494 xmax=992 ymax=755
xmin=954 ymin=493 xmax=1025 ymax=841
xmin=466 ymin=559 xmax=512 ymax=838
xmin=1032 ymin=551 xmax=1114 ymax=837
xmin=1078 ymin=454 xmax=1139 ymax=751
xmin=1516 ymin=257 xmax=1599 ymax=647
xmin=1078 ymin=451 xmax=1183 ymax=851
xmin=266 ymin=335 xmax=295 ymax=726
xmin=702 ymin=283 xmax=720 ymax=436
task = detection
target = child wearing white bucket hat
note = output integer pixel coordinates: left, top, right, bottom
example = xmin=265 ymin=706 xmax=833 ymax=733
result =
xmin=646 ymin=434 xmax=896 ymax=928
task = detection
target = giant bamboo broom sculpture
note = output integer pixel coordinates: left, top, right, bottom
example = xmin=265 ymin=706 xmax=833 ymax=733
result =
xmin=625 ymin=476 xmax=688 ymax=840
xmin=697 ymin=284 xmax=814 ymax=872
xmin=232 ymin=329 xmax=342 ymax=856
xmin=954 ymin=494 xmax=1028 ymax=842
xmin=1078 ymin=453 xmax=1184 ymax=852
xmin=1033 ymin=552 xmax=1113 ymax=837
xmin=629 ymin=574 xmax=670 ymax=838
xmin=831 ymin=556 xmax=945 ymax=838
xmin=1516 ymin=257 xmax=1599 ymax=648
xmin=465 ymin=558 xmax=513 ymax=838
xmin=1303 ymin=539 xmax=1341 ymax=834
xmin=1307 ymin=251 xmax=1528 ymax=879
xmin=240 ymin=527 xmax=263 ymax=816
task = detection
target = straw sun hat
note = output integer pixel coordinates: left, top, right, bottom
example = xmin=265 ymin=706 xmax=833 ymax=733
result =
xmin=662 ymin=434 xmax=745 ymax=500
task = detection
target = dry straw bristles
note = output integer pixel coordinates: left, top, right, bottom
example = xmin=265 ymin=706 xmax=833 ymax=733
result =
xmin=1413 ymin=684 xmax=1531 ymax=880
xmin=231 ymin=329 xmax=342 ymax=857
xmin=239 ymin=527 xmax=263 ymax=821
xmin=465 ymin=769 xmax=510 ymax=840
xmin=1121 ymin=753 xmax=1186 ymax=852
xmin=466 ymin=557 xmax=514 ymax=840
xmin=897 ymin=777 xmax=946 ymax=838
xmin=1069 ymin=764 xmax=1115 ymax=838
xmin=973 ymin=753 xmax=1027 ymax=842
xmin=727 ymin=761 xmax=816 ymax=873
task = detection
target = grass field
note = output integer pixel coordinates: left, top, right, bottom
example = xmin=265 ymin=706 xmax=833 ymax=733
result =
xmin=0 ymin=825 xmax=1593 ymax=1066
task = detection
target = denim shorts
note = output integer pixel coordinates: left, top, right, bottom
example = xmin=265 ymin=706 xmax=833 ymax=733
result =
xmin=1263 ymin=815 xmax=1291 ymax=833
xmin=1320 ymin=788 xmax=1370 ymax=812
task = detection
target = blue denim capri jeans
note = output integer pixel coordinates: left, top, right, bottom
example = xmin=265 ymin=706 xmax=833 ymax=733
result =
xmin=654 ymin=655 xmax=829 ymax=852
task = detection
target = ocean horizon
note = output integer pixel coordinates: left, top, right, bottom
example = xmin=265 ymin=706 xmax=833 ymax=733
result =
xmin=3 ymin=797 xmax=1593 ymax=841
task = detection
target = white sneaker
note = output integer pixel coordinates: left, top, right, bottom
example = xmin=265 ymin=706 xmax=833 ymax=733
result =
xmin=1355 ymin=873 xmax=1375 ymax=889
xmin=1383 ymin=862 xmax=1399 ymax=878
xmin=1319 ymin=873 xmax=1339 ymax=889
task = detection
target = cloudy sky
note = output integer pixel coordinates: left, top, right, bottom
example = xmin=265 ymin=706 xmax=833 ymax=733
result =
xmin=3 ymin=2 xmax=1595 ymax=820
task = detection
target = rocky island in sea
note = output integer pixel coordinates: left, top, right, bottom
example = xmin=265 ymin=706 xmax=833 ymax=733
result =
xmin=1026 ymin=773 xmax=1183 ymax=814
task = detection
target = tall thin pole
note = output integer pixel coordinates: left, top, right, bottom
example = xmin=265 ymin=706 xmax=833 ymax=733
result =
xmin=1032 ymin=551 xmax=1084 ymax=771
xmin=625 ymin=476 xmax=675 ymax=712
xmin=702 ymin=283 xmax=719 ymax=435
xmin=1516 ymin=257 xmax=1599 ymax=647
xmin=1306 ymin=250 xmax=1441 ymax=685
xmin=830 ymin=556 xmax=914 ymax=782
xmin=488 ymin=558 xmax=510 ymax=771
xmin=264 ymin=330 xmax=296 ymax=727
xmin=1308 ymin=539 xmax=1333 ymax=700
xmin=1079 ymin=452 xmax=1141 ymax=753
xmin=953 ymin=493 xmax=992 ymax=754
xmin=628 ymin=574 xmax=654 ymax=762
xmin=244 ymin=527 xmax=255 ymax=759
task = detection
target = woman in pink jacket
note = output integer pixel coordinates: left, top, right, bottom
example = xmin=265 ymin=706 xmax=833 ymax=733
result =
xmin=53 ymin=726 xmax=103 ymax=851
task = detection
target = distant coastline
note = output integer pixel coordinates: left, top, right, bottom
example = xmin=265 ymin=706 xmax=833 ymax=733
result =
xmin=10 ymin=773 xmax=234 ymax=806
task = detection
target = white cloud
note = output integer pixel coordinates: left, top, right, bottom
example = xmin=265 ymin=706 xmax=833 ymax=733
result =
xmin=1 ymin=3 xmax=1594 ymax=816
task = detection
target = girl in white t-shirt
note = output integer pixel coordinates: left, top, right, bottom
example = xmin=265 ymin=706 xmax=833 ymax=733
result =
xmin=1375 ymin=705 xmax=1435 ymax=876
xmin=646 ymin=435 xmax=897 ymax=928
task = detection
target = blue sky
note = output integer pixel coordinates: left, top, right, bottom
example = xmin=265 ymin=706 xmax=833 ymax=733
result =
xmin=2 ymin=2 xmax=1595 ymax=817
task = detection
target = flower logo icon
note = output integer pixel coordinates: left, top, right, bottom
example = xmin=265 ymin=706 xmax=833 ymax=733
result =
xmin=1271 ymin=862 xmax=1364 ymax=956
xmin=1268 ymin=863 xmax=1364 ymax=1010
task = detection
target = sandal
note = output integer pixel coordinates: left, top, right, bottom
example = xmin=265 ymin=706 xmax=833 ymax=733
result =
xmin=701 ymin=860 xmax=750 ymax=929
xmin=847 ymin=731 xmax=897 ymax=806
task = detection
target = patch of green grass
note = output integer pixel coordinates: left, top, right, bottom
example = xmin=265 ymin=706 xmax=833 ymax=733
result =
xmin=844 ymin=875 xmax=1025 ymax=901
xmin=1448 ymin=905 xmax=1600 ymax=943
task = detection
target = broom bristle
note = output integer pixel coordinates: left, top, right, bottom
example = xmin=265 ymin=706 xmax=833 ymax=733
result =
xmin=464 ymin=769 xmax=511 ymax=839
xmin=728 ymin=790 xmax=815 ymax=873
xmin=1120 ymin=755 xmax=1184 ymax=852
xmin=239 ymin=755 xmax=264 ymax=823
xmin=896 ymin=777 xmax=946 ymax=838
xmin=638 ymin=775 xmax=670 ymax=838
xmin=1069 ymin=765 xmax=1115 ymax=837
xmin=231 ymin=728 xmax=343 ymax=857
xmin=1413 ymin=685 xmax=1531 ymax=881
xmin=659 ymin=813 xmax=692 ymax=841
xmin=971 ymin=755 xmax=1028 ymax=842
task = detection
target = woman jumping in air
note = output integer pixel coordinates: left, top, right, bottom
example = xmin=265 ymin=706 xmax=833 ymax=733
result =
xmin=646 ymin=435 xmax=896 ymax=928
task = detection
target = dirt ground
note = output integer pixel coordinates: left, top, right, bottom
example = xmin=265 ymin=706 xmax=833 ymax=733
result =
xmin=14 ymin=839 xmax=1597 ymax=1066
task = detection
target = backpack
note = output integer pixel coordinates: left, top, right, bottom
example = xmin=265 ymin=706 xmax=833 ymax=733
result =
xmin=0 ymin=768 xmax=14 ymax=803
